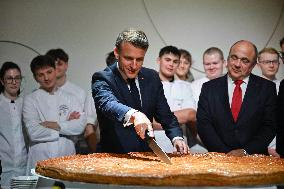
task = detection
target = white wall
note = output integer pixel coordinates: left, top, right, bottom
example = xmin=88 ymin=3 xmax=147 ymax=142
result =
xmin=1 ymin=0 xmax=283 ymax=95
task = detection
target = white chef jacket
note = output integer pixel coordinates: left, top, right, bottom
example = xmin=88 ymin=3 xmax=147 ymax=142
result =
xmin=60 ymin=80 xmax=86 ymax=109
xmin=162 ymin=80 xmax=196 ymax=111
xmin=23 ymin=88 xmax=86 ymax=174
xmin=0 ymin=94 xmax=27 ymax=187
xmin=84 ymin=92 xmax=97 ymax=125
xmin=154 ymin=80 xmax=196 ymax=153
xmin=190 ymin=77 xmax=210 ymax=107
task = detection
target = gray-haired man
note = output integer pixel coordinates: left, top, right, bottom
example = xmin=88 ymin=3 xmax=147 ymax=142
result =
xmin=92 ymin=28 xmax=188 ymax=153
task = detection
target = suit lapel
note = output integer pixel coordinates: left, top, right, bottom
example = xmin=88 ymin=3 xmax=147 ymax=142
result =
xmin=137 ymin=71 xmax=146 ymax=112
xmin=219 ymin=75 xmax=234 ymax=123
xmin=237 ymin=74 xmax=259 ymax=122
xmin=109 ymin=64 xmax=133 ymax=105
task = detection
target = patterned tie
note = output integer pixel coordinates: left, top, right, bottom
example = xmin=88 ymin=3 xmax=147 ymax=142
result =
xmin=127 ymin=78 xmax=142 ymax=111
xmin=231 ymin=80 xmax=243 ymax=122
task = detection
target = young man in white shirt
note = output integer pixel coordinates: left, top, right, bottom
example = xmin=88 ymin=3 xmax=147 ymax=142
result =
xmin=154 ymin=46 xmax=205 ymax=153
xmin=23 ymin=55 xmax=86 ymax=174
xmin=46 ymin=49 xmax=97 ymax=154
xmin=257 ymin=47 xmax=281 ymax=157
xmin=257 ymin=47 xmax=281 ymax=93
xmin=191 ymin=47 xmax=225 ymax=107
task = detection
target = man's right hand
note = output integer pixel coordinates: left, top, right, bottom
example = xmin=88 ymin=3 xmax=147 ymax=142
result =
xmin=132 ymin=111 xmax=154 ymax=139
xmin=68 ymin=111 xmax=81 ymax=121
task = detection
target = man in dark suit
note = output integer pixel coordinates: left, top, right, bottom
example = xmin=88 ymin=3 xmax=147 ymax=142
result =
xmin=92 ymin=28 xmax=188 ymax=154
xmin=197 ymin=40 xmax=277 ymax=156
xmin=277 ymin=79 xmax=284 ymax=158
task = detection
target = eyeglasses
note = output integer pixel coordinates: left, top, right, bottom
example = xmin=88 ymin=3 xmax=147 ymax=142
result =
xmin=229 ymin=55 xmax=251 ymax=64
xmin=258 ymin=60 xmax=279 ymax=65
xmin=4 ymin=76 xmax=22 ymax=84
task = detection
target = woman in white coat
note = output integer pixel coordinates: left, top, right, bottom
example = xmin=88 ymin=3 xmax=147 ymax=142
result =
xmin=0 ymin=62 xmax=28 ymax=187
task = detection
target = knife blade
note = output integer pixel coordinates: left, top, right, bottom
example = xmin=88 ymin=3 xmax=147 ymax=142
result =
xmin=145 ymin=132 xmax=172 ymax=165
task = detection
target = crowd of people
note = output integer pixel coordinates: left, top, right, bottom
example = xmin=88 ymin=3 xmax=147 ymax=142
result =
xmin=0 ymin=28 xmax=283 ymax=187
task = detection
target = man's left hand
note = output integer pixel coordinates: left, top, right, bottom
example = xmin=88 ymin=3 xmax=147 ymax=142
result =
xmin=268 ymin=148 xmax=280 ymax=158
xmin=227 ymin=149 xmax=246 ymax=157
xmin=173 ymin=139 xmax=190 ymax=154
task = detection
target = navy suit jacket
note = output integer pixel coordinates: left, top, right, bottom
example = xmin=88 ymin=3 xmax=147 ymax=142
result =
xmin=197 ymin=74 xmax=277 ymax=154
xmin=92 ymin=64 xmax=182 ymax=153
xmin=277 ymin=79 xmax=284 ymax=157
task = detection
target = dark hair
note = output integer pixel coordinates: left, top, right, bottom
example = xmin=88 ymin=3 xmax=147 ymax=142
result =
xmin=0 ymin=61 xmax=22 ymax=94
xmin=179 ymin=49 xmax=192 ymax=63
xmin=46 ymin=48 xmax=69 ymax=62
xmin=159 ymin=45 xmax=181 ymax=58
xmin=105 ymin=51 xmax=116 ymax=66
xmin=30 ymin=55 xmax=55 ymax=76
xmin=280 ymin=37 xmax=284 ymax=48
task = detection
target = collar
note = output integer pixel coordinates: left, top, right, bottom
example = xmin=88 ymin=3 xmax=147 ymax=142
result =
xmin=0 ymin=93 xmax=18 ymax=103
xmin=227 ymin=74 xmax=249 ymax=85
xmin=262 ymin=75 xmax=277 ymax=82
xmin=39 ymin=86 xmax=59 ymax=95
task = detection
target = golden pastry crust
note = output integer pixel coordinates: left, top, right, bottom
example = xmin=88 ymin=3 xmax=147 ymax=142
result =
xmin=35 ymin=152 xmax=284 ymax=186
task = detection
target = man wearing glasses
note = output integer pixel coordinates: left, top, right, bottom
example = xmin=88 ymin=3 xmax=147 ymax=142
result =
xmin=257 ymin=47 xmax=281 ymax=158
xmin=257 ymin=48 xmax=281 ymax=93
xmin=197 ymin=40 xmax=277 ymax=156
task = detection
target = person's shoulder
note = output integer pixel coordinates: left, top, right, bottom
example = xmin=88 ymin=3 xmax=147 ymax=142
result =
xmin=140 ymin=67 xmax=158 ymax=75
xmin=0 ymin=93 xmax=6 ymax=104
xmin=92 ymin=65 xmax=115 ymax=83
xmin=24 ymin=89 xmax=43 ymax=102
xmin=280 ymin=79 xmax=284 ymax=87
xmin=203 ymin=75 xmax=226 ymax=88
xmin=250 ymin=74 xmax=275 ymax=87
xmin=27 ymin=88 xmax=42 ymax=96
xmin=192 ymin=77 xmax=209 ymax=86
xmin=140 ymin=67 xmax=160 ymax=80
xmin=58 ymin=88 xmax=77 ymax=100
xmin=173 ymin=79 xmax=191 ymax=87
xmin=16 ymin=96 xmax=24 ymax=104
xmin=65 ymin=81 xmax=85 ymax=95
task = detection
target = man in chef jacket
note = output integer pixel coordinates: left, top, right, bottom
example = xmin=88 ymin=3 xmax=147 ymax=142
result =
xmin=23 ymin=55 xmax=86 ymax=175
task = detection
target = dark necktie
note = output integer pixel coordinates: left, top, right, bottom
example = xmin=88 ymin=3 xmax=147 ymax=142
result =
xmin=127 ymin=78 xmax=142 ymax=111
xmin=231 ymin=80 xmax=243 ymax=122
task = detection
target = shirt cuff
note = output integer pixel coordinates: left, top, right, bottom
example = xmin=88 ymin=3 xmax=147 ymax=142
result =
xmin=86 ymin=116 xmax=96 ymax=125
xmin=172 ymin=136 xmax=184 ymax=143
xmin=123 ymin=109 xmax=138 ymax=127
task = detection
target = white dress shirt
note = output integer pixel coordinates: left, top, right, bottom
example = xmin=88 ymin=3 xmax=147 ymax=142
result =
xmin=268 ymin=79 xmax=280 ymax=149
xmin=155 ymin=80 xmax=196 ymax=153
xmin=190 ymin=77 xmax=209 ymax=107
xmin=227 ymin=75 xmax=249 ymax=107
xmin=273 ymin=79 xmax=280 ymax=94
xmin=23 ymin=88 xmax=86 ymax=174
xmin=0 ymin=94 xmax=27 ymax=187
xmin=84 ymin=92 xmax=97 ymax=125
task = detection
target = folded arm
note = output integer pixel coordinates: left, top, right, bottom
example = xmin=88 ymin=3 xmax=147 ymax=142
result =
xmin=23 ymin=95 xmax=59 ymax=142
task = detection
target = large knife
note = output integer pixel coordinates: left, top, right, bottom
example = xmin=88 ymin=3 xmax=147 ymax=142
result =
xmin=145 ymin=132 xmax=172 ymax=165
